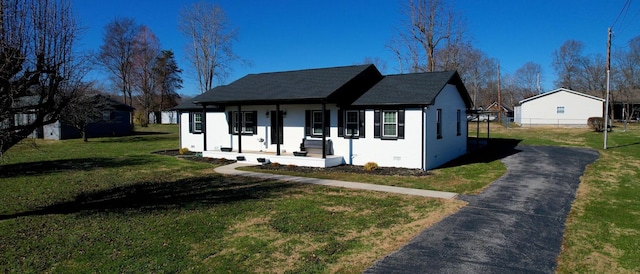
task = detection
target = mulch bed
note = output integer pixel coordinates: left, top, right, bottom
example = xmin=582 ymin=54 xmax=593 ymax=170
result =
xmin=153 ymin=149 xmax=430 ymax=176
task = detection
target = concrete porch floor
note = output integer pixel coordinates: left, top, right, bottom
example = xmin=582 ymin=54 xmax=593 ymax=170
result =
xmin=202 ymin=150 xmax=345 ymax=168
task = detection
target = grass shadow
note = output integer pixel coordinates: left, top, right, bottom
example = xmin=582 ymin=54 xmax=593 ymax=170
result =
xmin=439 ymin=138 xmax=522 ymax=168
xmin=0 ymin=175 xmax=296 ymax=220
xmin=0 ymin=156 xmax=160 ymax=179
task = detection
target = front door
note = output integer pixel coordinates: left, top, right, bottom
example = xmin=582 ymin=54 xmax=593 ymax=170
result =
xmin=270 ymin=111 xmax=284 ymax=144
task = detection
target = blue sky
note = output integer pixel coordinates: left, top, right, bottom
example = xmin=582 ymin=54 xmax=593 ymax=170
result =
xmin=73 ymin=0 xmax=639 ymax=96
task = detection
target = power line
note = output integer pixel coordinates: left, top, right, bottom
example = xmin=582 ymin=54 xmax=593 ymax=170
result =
xmin=611 ymin=0 xmax=632 ymax=28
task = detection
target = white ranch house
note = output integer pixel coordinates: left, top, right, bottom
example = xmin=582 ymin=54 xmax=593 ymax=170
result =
xmin=175 ymin=65 xmax=473 ymax=170
xmin=514 ymin=88 xmax=604 ymax=126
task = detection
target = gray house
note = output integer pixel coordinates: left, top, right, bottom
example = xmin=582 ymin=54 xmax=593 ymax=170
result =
xmin=43 ymin=95 xmax=134 ymax=140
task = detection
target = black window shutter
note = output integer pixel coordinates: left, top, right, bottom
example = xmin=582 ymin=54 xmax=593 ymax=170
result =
xmin=324 ymin=110 xmax=331 ymax=137
xmin=398 ymin=109 xmax=405 ymax=139
xmin=227 ymin=111 xmax=233 ymax=134
xmin=359 ymin=110 xmax=366 ymax=138
xmin=189 ymin=112 xmax=193 ymax=133
xmin=374 ymin=109 xmax=381 ymax=138
xmin=251 ymin=111 xmax=257 ymax=135
xmin=305 ymin=110 xmax=311 ymax=136
xmin=337 ymin=109 xmax=344 ymax=137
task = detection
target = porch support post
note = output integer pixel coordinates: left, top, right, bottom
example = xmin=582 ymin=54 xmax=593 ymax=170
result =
xmin=202 ymin=104 xmax=207 ymax=151
xmin=276 ymin=104 xmax=281 ymax=156
xmin=237 ymin=105 xmax=242 ymax=153
xmin=321 ymin=102 xmax=327 ymax=159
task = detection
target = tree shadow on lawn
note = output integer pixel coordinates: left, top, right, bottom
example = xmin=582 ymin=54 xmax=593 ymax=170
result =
xmin=0 ymin=156 xmax=160 ymax=179
xmin=0 ymin=175 xmax=296 ymax=220
xmin=609 ymin=141 xmax=640 ymax=149
xmin=438 ymin=138 xmax=522 ymax=168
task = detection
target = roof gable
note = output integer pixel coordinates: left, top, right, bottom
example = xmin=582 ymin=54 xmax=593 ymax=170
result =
xmin=519 ymin=88 xmax=604 ymax=104
xmin=351 ymin=71 xmax=472 ymax=107
xmin=192 ymin=64 xmax=383 ymax=105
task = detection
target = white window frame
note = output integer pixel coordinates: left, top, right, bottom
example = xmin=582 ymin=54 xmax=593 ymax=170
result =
xmin=557 ymin=106 xmax=565 ymax=114
xmin=312 ymin=110 xmax=324 ymax=136
xmin=382 ymin=111 xmax=398 ymax=138
xmin=345 ymin=110 xmax=360 ymax=137
xmin=232 ymin=111 xmax=255 ymax=134
xmin=102 ymin=110 xmax=111 ymax=122
xmin=192 ymin=112 xmax=203 ymax=133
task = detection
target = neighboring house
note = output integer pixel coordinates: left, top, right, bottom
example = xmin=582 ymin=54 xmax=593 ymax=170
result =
xmin=149 ymin=110 xmax=179 ymax=124
xmin=514 ymin=88 xmax=604 ymax=126
xmin=43 ymin=95 xmax=134 ymax=140
xmin=612 ymin=90 xmax=640 ymax=121
xmin=178 ymin=64 xmax=472 ymax=170
xmin=485 ymin=101 xmax=514 ymax=118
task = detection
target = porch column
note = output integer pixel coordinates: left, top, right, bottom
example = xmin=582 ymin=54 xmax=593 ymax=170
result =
xmin=237 ymin=105 xmax=242 ymax=153
xmin=276 ymin=104 xmax=281 ymax=156
xmin=321 ymin=102 xmax=326 ymax=159
xmin=202 ymin=105 xmax=207 ymax=151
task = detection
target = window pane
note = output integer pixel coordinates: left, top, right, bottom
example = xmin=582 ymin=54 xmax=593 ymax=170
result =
xmin=347 ymin=111 xmax=358 ymax=123
xmin=383 ymin=112 xmax=396 ymax=123
xmin=313 ymin=111 xmax=323 ymax=122
xmin=383 ymin=124 xmax=396 ymax=136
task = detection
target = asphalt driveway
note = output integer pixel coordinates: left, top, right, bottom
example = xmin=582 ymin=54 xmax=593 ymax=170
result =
xmin=365 ymin=145 xmax=600 ymax=273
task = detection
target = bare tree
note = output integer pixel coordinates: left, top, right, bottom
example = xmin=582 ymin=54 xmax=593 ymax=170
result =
xmin=514 ymin=61 xmax=543 ymax=98
xmin=96 ymin=17 xmax=139 ymax=106
xmin=179 ymin=1 xmax=239 ymax=93
xmin=361 ymin=56 xmax=388 ymax=73
xmin=613 ymin=35 xmax=640 ymax=121
xmin=575 ymin=54 xmax=607 ymax=97
xmin=62 ymin=83 xmax=107 ymax=142
xmin=0 ymin=0 xmax=87 ymax=155
xmin=552 ymin=40 xmax=584 ymax=89
xmin=131 ymin=26 xmax=160 ymax=127
xmin=391 ymin=0 xmax=464 ymax=73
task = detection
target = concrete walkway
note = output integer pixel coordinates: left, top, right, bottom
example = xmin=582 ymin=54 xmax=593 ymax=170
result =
xmin=214 ymin=162 xmax=458 ymax=199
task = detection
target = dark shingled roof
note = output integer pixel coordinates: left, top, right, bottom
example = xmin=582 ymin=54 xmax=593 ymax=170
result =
xmin=351 ymin=71 xmax=472 ymax=107
xmin=192 ymin=64 xmax=383 ymax=106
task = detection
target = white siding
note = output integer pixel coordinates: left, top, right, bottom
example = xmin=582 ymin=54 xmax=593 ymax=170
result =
xmin=424 ymin=84 xmax=468 ymax=169
xmin=180 ymin=84 xmax=468 ymax=170
xmin=518 ymin=90 xmax=604 ymax=126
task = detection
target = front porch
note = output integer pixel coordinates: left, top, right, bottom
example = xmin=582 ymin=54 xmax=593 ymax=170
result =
xmin=203 ymin=150 xmax=345 ymax=168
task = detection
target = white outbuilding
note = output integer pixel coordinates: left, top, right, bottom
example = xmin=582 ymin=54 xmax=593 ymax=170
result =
xmin=514 ymin=88 xmax=604 ymax=126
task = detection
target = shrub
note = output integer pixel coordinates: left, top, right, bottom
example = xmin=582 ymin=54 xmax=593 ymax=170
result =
xmin=364 ymin=162 xmax=379 ymax=172
xmin=587 ymin=117 xmax=605 ymax=132
xmin=178 ymin=147 xmax=190 ymax=155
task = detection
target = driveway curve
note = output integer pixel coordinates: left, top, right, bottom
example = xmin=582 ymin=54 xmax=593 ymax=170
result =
xmin=366 ymin=145 xmax=599 ymax=273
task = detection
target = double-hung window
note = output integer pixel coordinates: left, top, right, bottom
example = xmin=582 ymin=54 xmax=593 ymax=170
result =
xmin=305 ymin=110 xmax=330 ymax=137
xmin=190 ymin=112 xmax=203 ymax=133
xmin=312 ymin=111 xmax=324 ymax=135
xmin=345 ymin=110 xmax=359 ymax=136
xmin=382 ymin=111 xmax=398 ymax=137
xmin=228 ymin=111 xmax=257 ymax=135
xmin=557 ymin=106 xmax=565 ymax=114
xmin=374 ymin=109 xmax=404 ymax=140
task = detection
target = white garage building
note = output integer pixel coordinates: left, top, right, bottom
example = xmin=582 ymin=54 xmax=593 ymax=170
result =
xmin=514 ymin=88 xmax=604 ymax=126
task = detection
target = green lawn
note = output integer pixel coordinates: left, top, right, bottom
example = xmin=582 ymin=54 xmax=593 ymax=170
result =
xmin=476 ymin=122 xmax=640 ymax=273
xmin=2 ymin=123 xmax=638 ymax=273
xmin=0 ymin=125 xmax=464 ymax=273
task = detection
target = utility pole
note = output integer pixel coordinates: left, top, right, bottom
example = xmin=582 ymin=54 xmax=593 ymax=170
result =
xmin=497 ymin=63 xmax=502 ymax=123
xmin=537 ymin=73 xmax=541 ymax=94
xmin=604 ymin=27 xmax=612 ymax=150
